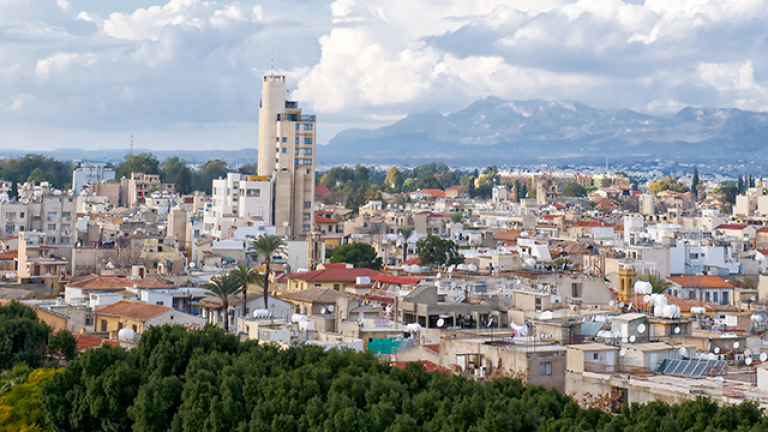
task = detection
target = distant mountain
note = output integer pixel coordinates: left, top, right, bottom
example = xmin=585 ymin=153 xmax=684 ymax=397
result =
xmin=0 ymin=148 xmax=257 ymax=164
xmin=322 ymin=97 xmax=768 ymax=164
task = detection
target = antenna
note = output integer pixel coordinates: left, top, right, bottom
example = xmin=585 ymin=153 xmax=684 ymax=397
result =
xmin=130 ymin=134 xmax=134 ymax=156
xmin=270 ymin=50 xmax=275 ymax=75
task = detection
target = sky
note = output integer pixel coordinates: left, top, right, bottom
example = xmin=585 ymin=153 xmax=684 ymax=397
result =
xmin=1 ymin=0 xmax=768 ymax=151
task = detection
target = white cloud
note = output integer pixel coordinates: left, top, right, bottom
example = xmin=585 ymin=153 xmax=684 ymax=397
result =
xmin=35 ymin=52 xmax=95 ymax=77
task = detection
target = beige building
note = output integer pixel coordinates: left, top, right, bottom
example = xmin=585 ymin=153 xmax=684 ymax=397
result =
xmin=204 ymin=173 xmax=273 ymax=239
xmin=121 ymin=173 xmax=173 ymax=208
xmin=257 ymin=73 xmax=316 ymax=237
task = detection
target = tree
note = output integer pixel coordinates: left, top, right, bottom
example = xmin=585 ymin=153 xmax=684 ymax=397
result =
xmin=644 ymin=274 xmax=671 ymax=294
xmin=329 ymin=242 xmax=383 ymax=270
xmin=400 ymin=227 xmax=414 ymax=265
xmin=174 ymin=165 xmax=193 ymax=195
xmin=116 ymin=152 xmax=160 ymax=179
xmin=248 ymin=235 xmax=287 ymax=309
xmin=0 ymin=368 xmax=60 ymax=432
xmin=449 ymin=213 xmax=463 ymax=223
xmin=563 ymin=182 xmax=587 ymax=197
xmin=0 ymin=302 xmax=50 ymax=370
xmin=415 ymin=235 xmax=463 ymax=268
xmin=206 ymin=274 xmax=242 ymax=333
xmin=691 ymin=168 xmax=699 ymax=200
xmin=48 ymin=330 xmax=77 ymax=361
xmin=737 ymin=175 xmax=745 ymax=194
xmin=385 ymin=166 xmax=403 ymax=191
xmin=649 ymin=176 xmax=690 ymax=194
xmin=229 ymin=264 xmax=261 ymax=318
xmin=712 ymin=184 xmax=738 ymax=204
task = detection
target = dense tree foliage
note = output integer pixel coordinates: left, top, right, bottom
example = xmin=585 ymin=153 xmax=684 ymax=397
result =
xmin=35 ymin=324 xmax=768 ymax=432
xmin=415 ymin=235 xmax=464 ymax=267
xmin=329 ymin=242 xmax=383 ymax=270
xmin=712 ymin=183 xmax=738 ymax=204
xmin=0 ymin=367 xmax=60 ymax=432
xmin=649 ymin=176 xmax=690 ymax=194
xmin=0 ymin=155 xmax=74 ymax=193
xmin=564 ymin=182 xmax=587 ymax=197
xmin=0 ymin=302 xmax=51 ymax=370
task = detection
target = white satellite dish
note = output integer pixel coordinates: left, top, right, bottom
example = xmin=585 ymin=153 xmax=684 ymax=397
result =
xmin=619 ymin=302 xmax=625 ymax=308
xmin=629 ymin=335 xmax=636 ymax=343
xmin=436 ymin=318 xmax=445 ymax=328
xmin=678 ymin=347 xmax=687 ymax=356
xmin=746 ymin=357 xmax=753 ymax=366
xmin=328 ymin=305 xmax=335 ymax=312
xmin=538 ymin=311 xmax=553 ymax=320
xmin=619 ymin=348 xmax=627 ymax=356
xmin=609 ymin=300 xmax=615 ymax=307
xmin=733 ymin=341 xmax=740 ymax=349
xmin=320 ymin=307 xmax=327 ymax=314
xmin=708 ymin=353 xmax=717 ymax=360
xmin=637 ymin=323 xmax=646 ymax=333
xmin=760 ymin=353 xmax=767 ymax=362
xmin=674 ymin=326 xmax=681 ymax=334
xmin=714 ymin=346 xmax=721 ymax=354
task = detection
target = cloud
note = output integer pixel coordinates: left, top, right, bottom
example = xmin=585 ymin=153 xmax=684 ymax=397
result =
xmin=35 ymin=52 xmax=96 ymax=77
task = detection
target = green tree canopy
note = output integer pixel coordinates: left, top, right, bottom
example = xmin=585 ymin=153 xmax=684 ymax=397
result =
xmin=0 ymin=302 xmax=51 ymax=370
xmin=415 ymin=235 xmax=464 ymax=267
xmin=563 ymin=182 xmax=587 ymax=197
xmin=329 ymin=242 xmax=383 ymax=270
xmin=116 ymin=152 xmax=160 ymax=179
xmin=649 ymin=176 xmax=690 ymax=194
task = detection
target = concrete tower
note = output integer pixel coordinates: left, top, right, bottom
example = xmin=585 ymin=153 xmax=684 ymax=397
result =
xmin=257 ymin=73 xmax=316 ymax=237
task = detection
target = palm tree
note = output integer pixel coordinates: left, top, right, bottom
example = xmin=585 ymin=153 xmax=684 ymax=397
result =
xmin=399 ymin=227 xmax=414 ymax=265
xmin=248 ymin=235 xmax=287 ymax=308
xmin=645 ymin=274 xmax=671 ymax=294
xmin=206 ymin=273 xmax=242 ymax=333
xmin=229 ymin=264 xmax=261 ymax=318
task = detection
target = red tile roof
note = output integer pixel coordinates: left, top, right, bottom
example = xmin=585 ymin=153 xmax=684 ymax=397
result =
xmin=373 ymin=275 xmax=420 ymax=285
xmin=403 ymin=257 xmax=421 ymax=266
xmin=0 ymin=250 xmax=17 ymax=260
xmin=419 ymin=189 xmax=446 ymax=198
xmin=667 ymin=275 xmax=734 ymax=289
xmin=391 ymin=360 xmax=450 ymax=375
xmin=74 ymin=333 xmax=117 ymax=350
xmin=572 ymin=221 xmax=614 ymax=227
xmin=716 ymin=224 xmax=748 ymax=230
xmin=315 ymin=185 xmax=331 ymax=195
xmin=67 ymin=276 xmax=171 ymax=291
xmin=314 ymin=214 xmax=340 ymax=224
xmin=96 ymin=300 xmax=172 ymax=320
xmin=446 ymin=186 xmax=466 ymax=191
xmin=287 ymin=265 xmax=381 ymax=283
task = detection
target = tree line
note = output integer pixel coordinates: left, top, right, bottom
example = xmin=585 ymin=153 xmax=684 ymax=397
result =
xmin=0 ymin=310 xmax=767 ymax=431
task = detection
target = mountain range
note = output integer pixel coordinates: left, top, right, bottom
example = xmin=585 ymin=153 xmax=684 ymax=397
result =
xmin=322 ymin=97 xmax=768 ymax=164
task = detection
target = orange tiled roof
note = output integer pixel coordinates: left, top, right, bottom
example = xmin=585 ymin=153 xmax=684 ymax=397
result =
xmin=66 ymin=276 xmax=171 ymax=291
xmin=391 ymin=360 xmax=450 ymax=375
xmin=667 ymin=275 xmax=734 ymax=289
xmin=419 ymin=189 xmax=446 ymax=198
xmin=314 ymin=214 xmax=340 ymax=224
xmin=74 ymin=333 xmax=118 ymax=350
xmin=287 ymin=265 xmax=381 ymax=283
xmin=96 ymin=300 xmax=171 ymax=320
xmin=0 ymin=250 xmax=17 ymax=260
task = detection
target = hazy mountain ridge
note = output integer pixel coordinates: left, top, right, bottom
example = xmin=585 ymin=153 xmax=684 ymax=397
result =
xmin=325 ymin=97 xmax=768 ymax=163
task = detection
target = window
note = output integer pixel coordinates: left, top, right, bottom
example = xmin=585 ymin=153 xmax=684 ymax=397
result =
xmin=47 ymin=211 xmax=57 ymax=220
xmin=304 ymin=123 xmax=313 ymax=131
xmin=713 ymin=292 xmax=719 ymax=303
xmin=5 ymin=212 xmax=14 ymax=221
xmin=282 ymin=137 xmax=287 ymax=142
xmin=535 ymin=298 xmax=542 ymax=312
xmin=47 ymin=223 xmax=56 ymax=231
xmin=19 ymin=212 xmax=24 ymax=218
xmin=722 ymin=291 xmax=729 ymax=305
xmin=539 ymin=362 xmax=552 ymax=375
xmin=333 ymin=283 xmax=340 ymax=290
xmin=303 ymin=213 xmax=311 ymax=220
xmin=295 ymin=123 xmax=300 ymax=130
xmin=295 ymin=138 xmax=299 ymax=144
xmin=132 ymin=325 xmax=137 ymax=331
xmin=282 ymin=148 xmax=287 ymax=153
xmin=304 ymin=138 xmax=312 ymax=145
xmin=303 ymin=201 xmax=312 ymax=209
xmin=4 ymin=225 xmax=12 ymax=236
xmin=705 ymin=292 xmax=710 ymax=302
xmin=303 ymin=148 xmax=313 ymax=155
xmin=303 ymin=224 xmax=311 ymax=232
xmin=101 ymin=320 xmax=107 ymax=331
xmin=246 ymin=189 xmax=260 ymax=197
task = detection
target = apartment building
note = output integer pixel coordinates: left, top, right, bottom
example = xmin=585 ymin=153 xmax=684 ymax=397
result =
xmin=257 ymin=73 xmax=316 ymax=237
xmin=203 ymin=173 xmax=273 ymax=239
xmin=72 ymin=166 xmax=116 ymax=194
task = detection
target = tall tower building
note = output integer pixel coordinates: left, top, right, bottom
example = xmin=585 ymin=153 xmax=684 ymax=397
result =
xmin=257 ymin=73 xmax=316 ymax=237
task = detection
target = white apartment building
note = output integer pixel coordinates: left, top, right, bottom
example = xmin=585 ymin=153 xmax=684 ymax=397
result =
xmin=203 ymin=173 xmax=272 ymax=239
xmin=257 ymin=73 xmax=316 ymax=237
xmin=72 ymin=166 xmax=116 ymax=194
xmin=0 ymin=182 xmax=77 ymax=245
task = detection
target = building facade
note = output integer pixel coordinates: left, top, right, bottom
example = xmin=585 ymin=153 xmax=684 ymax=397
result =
xmin=257 ymin=73 xmax=316 ymax=237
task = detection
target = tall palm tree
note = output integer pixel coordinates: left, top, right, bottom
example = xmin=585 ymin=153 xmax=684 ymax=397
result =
xmin=645 ymin=274 xmax=671 ymax=294
xmin=400 ymin=227 xmax=414 ymax=265
xmin=248 ymin=235 xmax=287 ymax=308
xmin=230 ymin=264 xmax=261 ymax=318
xmin=206 ymin=273 xmax=242 ymax=333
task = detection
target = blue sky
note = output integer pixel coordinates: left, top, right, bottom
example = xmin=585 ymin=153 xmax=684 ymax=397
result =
xmin=1 ymin=0 xmax=768 ymax=150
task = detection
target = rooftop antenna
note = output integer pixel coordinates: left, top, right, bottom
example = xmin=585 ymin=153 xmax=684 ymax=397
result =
xmin=130 ymin=134 xmax=133 ymax=156
xmin=605 ymin=156 xmax=608 ymax=173
xmin=270 ymin=50 xmax=275 ymax=76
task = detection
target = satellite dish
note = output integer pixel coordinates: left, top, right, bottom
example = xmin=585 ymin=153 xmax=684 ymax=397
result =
xmin=629 ymin=335 xmax=636 ymax=343
xmin=733 ymin=341 xmax=740 ymax=349
xmin=637 ymin=323 xmax=646 ymax=333
xmin=714 ymin=346 xmax=721 ymax=354
xmin=282 ymin=221 xmax=289 ymax=227
xmin=746 ymin=357 xmax=753 ymax=365
xmin=609 ymin=300 xmax=615 ymax=307
xmin=745 ymin=348 xmax=753 ymax=357
xmin=761 ymin=353 xmax=767 ymax=362
xmin=538 ymin=311 xmax=553 ymax=320
xmin=437 ymin=318 xmax=445 ymax=328
xmin=674 ymin=326 xmax=681 ymax=334
xmin=118 ymin=328 xmax=136 ymax=342
xmin=328 ymin=305 xmax=335 ymax=312
xmin=708 ymin=353 xmax=717 ymax=360
xmin=320 ymin=307 xmax=327 ymax=314
xmin=678 ymin=347 xmax=687 ymax=356
xmin=619 ymin=348 xmax=627 ymax=356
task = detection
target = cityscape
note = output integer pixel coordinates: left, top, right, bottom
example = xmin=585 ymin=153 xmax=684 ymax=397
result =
xmin=3 ymin=1 xmax=768 ymax=431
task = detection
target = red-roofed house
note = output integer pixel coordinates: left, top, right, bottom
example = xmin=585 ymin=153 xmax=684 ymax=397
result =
xmin=445 ymin=185 xmax=468 ymax=199
xmin=286 ymin=263 xmax=382 ymax=292
xmin=570 ymin=220 xmax=615 ymax=239
xmin=715 ymin=224 xmax=756 ymax=242
xmin=65 ymin=276 xmax=171 ymax=306
xmin=667 ymin=275 xmax=735 ymax=306
xmin=418 ymin=189 xmax=446 ymax=199
xmin=74 ymin=333 xmax=118 ymax=352
xmin=94 ymin=300 xmax=203 ymax=334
